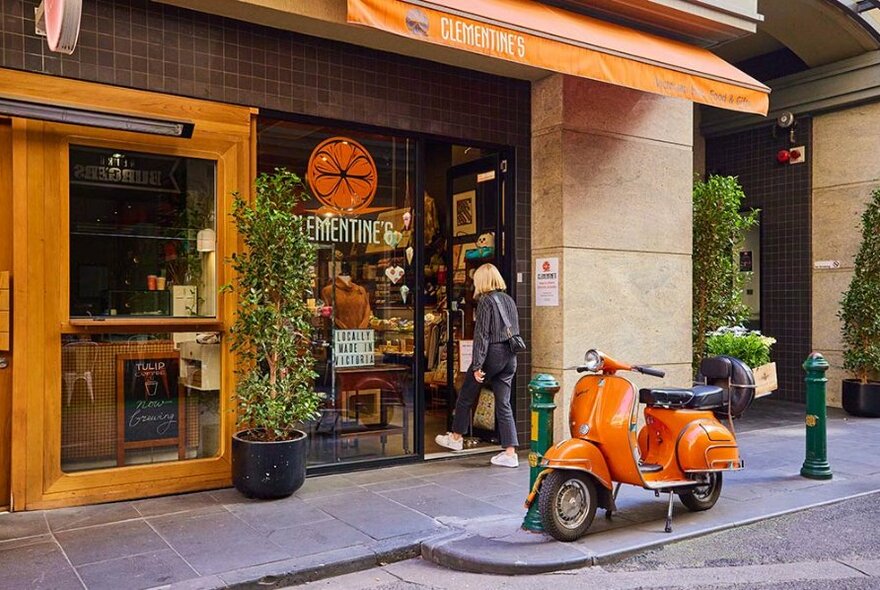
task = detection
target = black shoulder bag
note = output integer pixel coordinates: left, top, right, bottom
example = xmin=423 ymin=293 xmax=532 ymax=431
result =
xmin=488 ymin=293 xmax=527 ymax=354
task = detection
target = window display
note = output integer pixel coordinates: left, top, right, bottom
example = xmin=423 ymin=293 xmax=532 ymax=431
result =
xmin=258 ymin=119 xmax=416 ymax=466
xmin=61 ymin=332 xmax=222 ymax=472
xmin=69 ymin=146 xmax=217 ymax=318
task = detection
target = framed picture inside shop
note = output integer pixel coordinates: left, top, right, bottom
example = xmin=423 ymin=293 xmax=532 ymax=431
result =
xmin=453 ymin=191 xmax=477 ymax=236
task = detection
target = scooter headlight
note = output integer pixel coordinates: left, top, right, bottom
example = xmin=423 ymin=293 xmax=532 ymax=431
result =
xmin=583 ymin=349 xmax=604 ymax=372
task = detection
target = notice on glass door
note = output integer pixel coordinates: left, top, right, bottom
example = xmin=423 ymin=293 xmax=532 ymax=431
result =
xmin=334 ymin=329 xmax=375 ymax=368
xmin=459 ymin=340 xmax=473 ymax=373
xmin=535 ymin=257 xmax=559 ymax=307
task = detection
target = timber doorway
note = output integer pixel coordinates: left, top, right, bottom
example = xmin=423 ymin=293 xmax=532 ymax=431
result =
xmin=0 ymin=119 xmax=11 ymax=510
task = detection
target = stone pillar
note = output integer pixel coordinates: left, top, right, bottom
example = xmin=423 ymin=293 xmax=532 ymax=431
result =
xmin=531 ymin=75 xmax=694 ymax=440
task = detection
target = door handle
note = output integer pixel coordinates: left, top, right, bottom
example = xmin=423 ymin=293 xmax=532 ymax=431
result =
xmin=0 ymin=357 xmax=7 ymax=369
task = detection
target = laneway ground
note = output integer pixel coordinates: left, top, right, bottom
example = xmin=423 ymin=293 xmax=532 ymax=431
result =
xmin=0 ymin=400 xmax=879 ymax=589
xmin=295 ymin=492 xmax=880 ymax=589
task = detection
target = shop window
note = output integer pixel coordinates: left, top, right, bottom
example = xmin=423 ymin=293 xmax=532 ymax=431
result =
xmin=60 ymin=332 xmax=221 ymax=472
xmin=258 ymin=119 xmax=416 ymax=466
xmin=69 ymin=146 xmax=217 ymax=318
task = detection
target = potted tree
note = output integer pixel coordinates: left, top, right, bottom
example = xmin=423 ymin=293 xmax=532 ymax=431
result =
xmin=226 ymin=169 xmax=323 ymax=498
xmin=838 ymin=186 xmax=880 ymax=418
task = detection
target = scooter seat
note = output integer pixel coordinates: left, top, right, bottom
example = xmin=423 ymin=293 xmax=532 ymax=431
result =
xmin=639 ymin=385 xmax=725 ymax=409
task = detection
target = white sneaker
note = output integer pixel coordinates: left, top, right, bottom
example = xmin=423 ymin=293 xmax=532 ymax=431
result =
xmin=435 ymin=433 xmax=463 ymax=451
xmin=490 ymin=452 xmax=519 ymax=468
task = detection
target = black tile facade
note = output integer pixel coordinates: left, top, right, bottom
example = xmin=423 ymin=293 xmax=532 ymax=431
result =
xmin=705 ymin=120 xmax=813 ymax=403
xmin=0 ymin=0 xmax=533 ymax=444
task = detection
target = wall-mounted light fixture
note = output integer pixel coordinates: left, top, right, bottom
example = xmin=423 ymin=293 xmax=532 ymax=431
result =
xmin=0 ymin=98 xmax=195 ymax=138
xmin=196 ymin=228 xmax=216 ymax=252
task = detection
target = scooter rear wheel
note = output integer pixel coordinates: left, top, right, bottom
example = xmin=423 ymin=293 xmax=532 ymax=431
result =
xmin=679 ymin=472 xmax=723 ymax=512
xmin=539 ymin=470 xmax=598 ymax=542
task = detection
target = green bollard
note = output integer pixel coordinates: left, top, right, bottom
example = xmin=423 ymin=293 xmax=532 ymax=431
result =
xmin=522 ymin=373 xmax=559 ymax=532
xmin=801 ymin=352 xmax=833 ymax=480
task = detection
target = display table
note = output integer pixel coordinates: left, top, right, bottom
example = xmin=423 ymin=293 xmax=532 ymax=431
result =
xmin=328 ymin=364 xmax=410 ymax=455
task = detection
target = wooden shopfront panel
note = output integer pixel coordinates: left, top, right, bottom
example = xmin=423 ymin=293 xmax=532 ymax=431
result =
xmin=1 ymin=120 xmax=12 ymax=510
xmin=5 ymin=69 xmax=253 ymax=510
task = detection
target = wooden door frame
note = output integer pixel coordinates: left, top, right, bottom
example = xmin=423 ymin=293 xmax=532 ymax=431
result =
xmin=3 ymin=69 xmax=254 ymax=510
xmin=0 ymin=119 xmax=12 ymax=510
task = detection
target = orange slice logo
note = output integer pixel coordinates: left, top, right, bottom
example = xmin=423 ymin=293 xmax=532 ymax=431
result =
xmin=307 ymin=137 xmax=378 ymax=214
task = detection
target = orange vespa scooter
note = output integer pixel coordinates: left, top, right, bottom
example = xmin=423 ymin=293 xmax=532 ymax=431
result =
xmin=525 ymin=349 xmax=755 ymax=542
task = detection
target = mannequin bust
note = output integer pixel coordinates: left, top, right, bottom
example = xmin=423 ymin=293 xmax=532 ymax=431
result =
xmin=322 ymin=262 xmax=371 ymax=329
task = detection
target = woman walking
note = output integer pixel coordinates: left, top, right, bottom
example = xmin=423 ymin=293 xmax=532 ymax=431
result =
xmin=435 ymin=263 xmax=521 ymax=467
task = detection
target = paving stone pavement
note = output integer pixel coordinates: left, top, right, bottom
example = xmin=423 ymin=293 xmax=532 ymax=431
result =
xmin=0 ymin=399 xmax=878 ymax=589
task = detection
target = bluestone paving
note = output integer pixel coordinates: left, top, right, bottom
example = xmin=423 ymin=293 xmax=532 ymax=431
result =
xmin=306 ymin=490 xmax=440 ymax=539
xmin=0 ymin=400 xmax=878 ymax=588
xmin=380 ymin=483 xmax=511 ymax=520
xmin=267 ymin=518 xmax=372 ymax=556
xmin=76 ymin=549 xmax=197 ymax=590
xmin=46 ymin=501 xmax=141 ymax=532
xmin=0 ymin=510 xmax=49 ymax=541
xmin=148 ymin=510 xmax=289 ymax=575
xmin=224 ymin=497 xmax=332 ymax=533
xmin=55 ymin=520 xmax=170 ymax=566
xmin=133 ymin=492 xmax=220 ymax=518
xmin=0 ymin=537 xmax=84 ymax=589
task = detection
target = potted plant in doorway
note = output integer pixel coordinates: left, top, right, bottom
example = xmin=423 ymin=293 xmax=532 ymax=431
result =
xmin=704 ymin=326 xmax=777 ymax=397
xmin=225 ymin=169 xmax=323 ymax=498
xmin=838 ymin=186 xmax=880 ymax=418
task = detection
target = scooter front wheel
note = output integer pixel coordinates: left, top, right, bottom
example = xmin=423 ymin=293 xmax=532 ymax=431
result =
xmin=680 ymin=472 xmax=723 ymax=512
xmin=538 ymin=470 xmax=598 ymax=542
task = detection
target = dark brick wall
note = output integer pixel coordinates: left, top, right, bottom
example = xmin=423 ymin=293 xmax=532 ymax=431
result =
xmin=0 ymin=0 xmax=533 ymax=445
xmin=705 ymin=121 xmax=812 ymax=403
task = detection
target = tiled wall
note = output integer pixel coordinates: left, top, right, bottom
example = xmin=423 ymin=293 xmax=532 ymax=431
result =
xmin=0 ymin=0 xmax=533 ymax=444
xmin=705 ymin=120 xmax=813 ymax=403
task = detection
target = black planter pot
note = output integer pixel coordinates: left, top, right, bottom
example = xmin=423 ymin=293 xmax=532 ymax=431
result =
xmin=232 ymin=429 xmax=308 ymax=499
xmin=842 ymin=379 xmax=880 ymax=418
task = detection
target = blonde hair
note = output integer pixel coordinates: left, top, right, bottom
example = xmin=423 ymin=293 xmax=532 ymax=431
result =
xmin=473 ymin=263 xmax=507 ymax=298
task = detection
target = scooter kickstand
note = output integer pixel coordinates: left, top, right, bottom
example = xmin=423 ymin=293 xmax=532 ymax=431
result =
xmin=605 ymin=483 xmax=622 ymax=520
xmin=664 ymin=492 xmax=675 ymax=533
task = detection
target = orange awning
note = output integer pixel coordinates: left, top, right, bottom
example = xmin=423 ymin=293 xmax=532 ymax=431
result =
xmin=347 ymin=0 xmax=770 ymax=115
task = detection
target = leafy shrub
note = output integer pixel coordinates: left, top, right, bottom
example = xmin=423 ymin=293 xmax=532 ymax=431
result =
xmin=693 ymin=175 xmax=759 ymax=371
xmin=705 ymin=326 xmax=775 ymax=369
xmin=839 ymin=187 xmax=880 ymax=384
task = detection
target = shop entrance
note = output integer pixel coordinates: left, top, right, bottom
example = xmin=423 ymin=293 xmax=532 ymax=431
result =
xmin=0 ymin=119 xmax=11 ymax=510
xmin=423 ymin=145 xmax=511 ymax=456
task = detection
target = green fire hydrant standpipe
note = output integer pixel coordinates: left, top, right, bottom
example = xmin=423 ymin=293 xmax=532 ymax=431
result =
xmin=522 ymin=373 xmax=559 ymax=532
xmin=801 ymin=352 xmax=833 ymax=480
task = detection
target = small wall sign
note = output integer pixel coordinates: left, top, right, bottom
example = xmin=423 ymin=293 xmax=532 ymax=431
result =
xmin=813 ymin=260 xmax=841 ymax=270
xmin=535 ymin=257 xmax=559 ymax=307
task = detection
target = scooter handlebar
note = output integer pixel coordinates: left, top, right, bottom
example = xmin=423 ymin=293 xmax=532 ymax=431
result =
xmin=635 ymin=365 xmax=665 ymax=378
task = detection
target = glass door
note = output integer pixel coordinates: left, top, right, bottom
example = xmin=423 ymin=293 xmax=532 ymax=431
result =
xmin=423 ymin=151 xmax=509 ymax=454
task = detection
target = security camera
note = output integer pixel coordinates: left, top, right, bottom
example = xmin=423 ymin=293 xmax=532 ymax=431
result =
xmin=777 ymin=111 xmax=795 ymax=129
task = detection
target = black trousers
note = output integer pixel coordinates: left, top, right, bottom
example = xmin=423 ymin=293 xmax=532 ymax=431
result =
xmin=452 ymin=343 xmax=519 ymax=448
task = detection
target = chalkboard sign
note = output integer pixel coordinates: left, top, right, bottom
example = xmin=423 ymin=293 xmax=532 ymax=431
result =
xmin=116 ymin=351 xmax=185 ymax=466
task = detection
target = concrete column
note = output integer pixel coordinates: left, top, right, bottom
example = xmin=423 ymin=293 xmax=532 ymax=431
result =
xmin=531 ymin=75 xmax=694 ymax=439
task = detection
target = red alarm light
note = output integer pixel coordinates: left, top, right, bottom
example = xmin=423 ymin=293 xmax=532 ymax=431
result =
xmin=777 ymin=149 xmax=791 ymax=163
